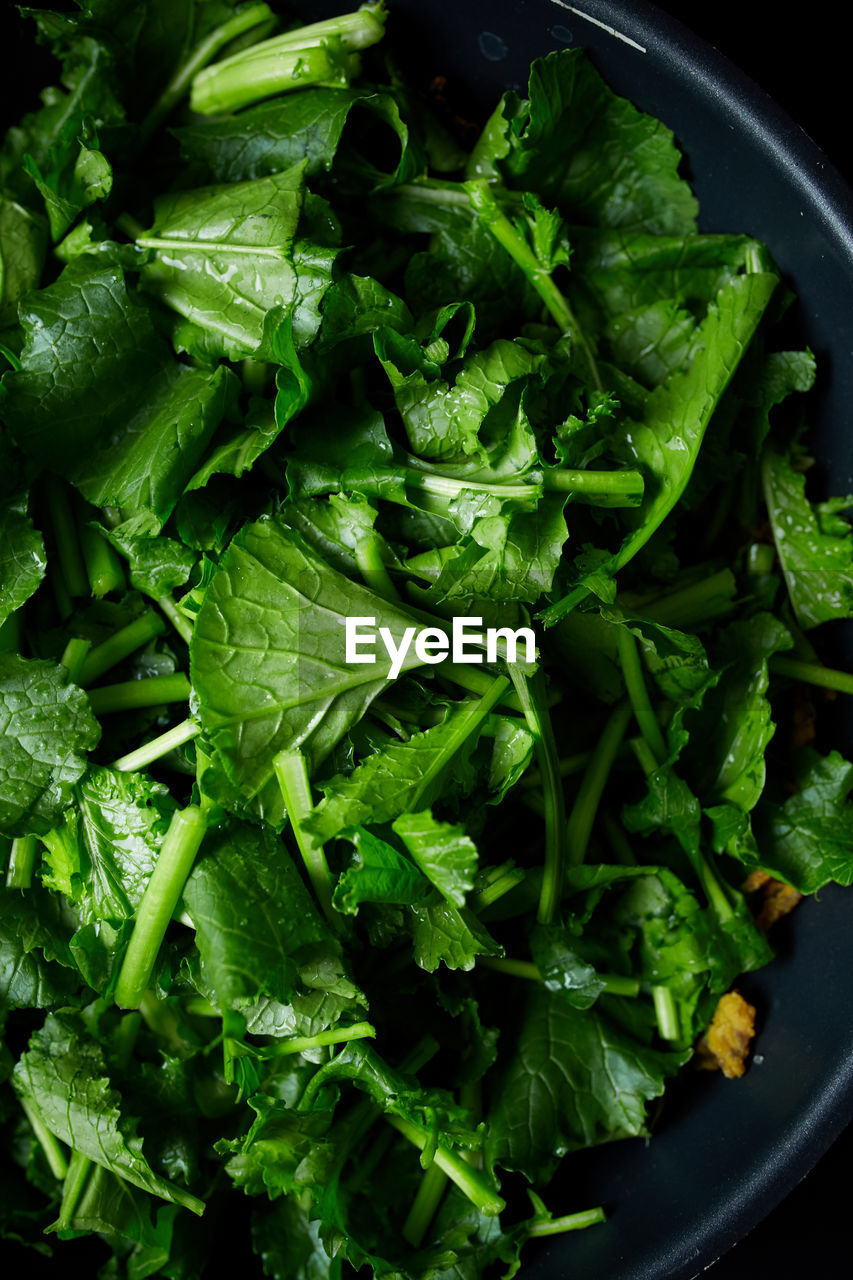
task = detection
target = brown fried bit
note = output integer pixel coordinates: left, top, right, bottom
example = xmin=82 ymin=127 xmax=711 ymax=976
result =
xmin=755 ymin=879 xmax=803 ymax=932
xmin=741 ymin=868 xmax=771 ymax=894
xmin=741 ymin=868 xmax=803 ymax=931
xmin=695 ymin=990 xmax=757 ymax=1079
xmin=694 ymin=1032 xmax=718 ymax=1072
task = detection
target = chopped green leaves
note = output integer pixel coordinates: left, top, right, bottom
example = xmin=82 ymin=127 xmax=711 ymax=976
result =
xmin=0 ymin=653 xmax=100 ymax=835
xmin=1 ymin=9 xmax=851 ymax=1280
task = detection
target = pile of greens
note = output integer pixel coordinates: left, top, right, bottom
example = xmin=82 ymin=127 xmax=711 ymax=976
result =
xmin=3 ymin=1 xmax=853 ymax=1276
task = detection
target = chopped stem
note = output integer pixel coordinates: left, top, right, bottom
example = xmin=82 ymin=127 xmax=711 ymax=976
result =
xmin=79 ymin=523 xmax=125 ymax=598
xmin=45 ymin=475 xmax=88 ymax=600
xmin=354 ymin=533 xmax=400 ymax=603
xmin=652 ymin=986 xmax=680 ymax=1041
xmin=620 ymin=568 xmax=736 ymax=630
xmin=479 ymin=956 xmax=639 ymax=996
xmin=522 ymin=751 xmax=591 ymax=787
xmin=273 ymin=750 xmax=336 ymax=924
xmin=747 ymin=542 xmax=776 ymax=575
xmin=157 ymin=594 xmax=194 ymax=645
xmin=269 ymin=1022 xmax=375 ymax=1057
xmin=543 ymin=468 xmax=644 ymax=506
xmin=87 ymin=673 xmax=191 ymax=715
xmin=185 ymin=996 xmax=219 ymax=1018
xmin=472 ymin=864 xmax=526 ymax=911
xmin=114 ymin=806 xmax=208 ymax=1009
xmin=603 ymin=813 xmax=638 ymax=865
xmin=510 ymin=667 xmax=566 ymax=924
xmin=56 ymin=1149 xmax=93 ymax=1230
xmin=20 ymin=1099 xmax=68 ymax=1179
xmin=60 ymin=637 xmax=91 ymax=684
xmin=689 ymin=849 xmax=735 ymax=923
xmin=141 ymin=2 xmax=274 ymax=137
xmin=112 ymin=718 xmax=201 ymax=772
xmin=465 ymin=178 xmax=602 ymax=390
xmin=78 ymin=610 xmax=166 ymax=687
xmin=771 ymin=655 xmax=853 ymax=697
xmin=411 ymin=675 xmax=511 ymax=810
xmin=403 ymin=1160 xmax=449 ymax=1247
xmin=406 ymin=467 xmax=534 ymax=503
xmin=617 ymin=629 xmax=668 ymax=764
xmin=111 ymin=1012 xmax=142 ymax=1067
xmin=566 ymin=699 xmax=632 ymax=866
xmin=528 ymin=1207 xmax=607 ymax=1237
xmin=630 ymin=735 xmax=661 ymax=779
xmin=480 ymin=956 xmax=540 ymax=981
xmin=438 ymin=662 xmax=523 ymax=712
xmin=114 ymin=212 xmax=145 ymax=240
xmin=6 ymin=834 xmax=39 ymax=889
xmin=385 ymin=1115 xmax=505 ymax=1217
xmin=190 ymin=4 xmax=387 ymax=114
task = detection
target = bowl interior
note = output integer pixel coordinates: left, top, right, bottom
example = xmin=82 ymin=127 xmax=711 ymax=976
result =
xmin=300 ymin=1 xmax=853 ymax=1275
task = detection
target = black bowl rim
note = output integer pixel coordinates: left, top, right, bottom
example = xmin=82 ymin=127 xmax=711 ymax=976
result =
xmin=542 ymin=3 xmax=853 ymax=1274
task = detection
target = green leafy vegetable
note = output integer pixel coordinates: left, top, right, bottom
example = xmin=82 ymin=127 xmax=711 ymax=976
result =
xmin=1 ymin=6 xmax=851 ymax=1278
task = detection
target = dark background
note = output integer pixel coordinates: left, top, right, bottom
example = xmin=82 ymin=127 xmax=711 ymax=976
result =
xmin=1 ymin=2 xmax=851 ymax=1278
xmin=652 ymin=11 xmax=853 ymax=1280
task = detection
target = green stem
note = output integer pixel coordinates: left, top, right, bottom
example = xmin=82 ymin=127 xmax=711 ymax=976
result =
xmin=630 ymin=734 xmax=661 ymax=779
xmin=411 ymin=675 xmax=510 ymax=810
xmin=268 ymin=1022 xmax=375 ymax=1058
xmin=78 ymin=610 xmax=166 ymax=687
xmin=652 ymin=986 xmax=680 ymax=1041
xmin=620 ymin=568 xmax=737 ymax=630
xmin=142 ymin=2 xmax=274 ymax=137
xmin=465 ymin=178 xmax=602 ymax=390
xmin=521 ymin=751 xmax=592 ymax=788
xmin=528 ymin=1207 xmax=607 ymax=1237
xmin=747 ymin=542 xmax=775 ymax=576
xmin=190 ymin=4 xmax=386 ymax=114
xmin=60 ymin=637 xmax=92 ymax=684
xmin=479 ymin=956 xmax=639 ymax=996
xmin=273 ymin=750 xmax=336 ymax=924
xmin=354 ymin=534 xmax=400 ymax=603
xmin=403 ymin=1160 xmax=448 ymax=1247
xmin=771 ymin=655 xmax=853 ymax=697
xmin=602 ymin=812 xmax=638 ymax=865
xmin=385 ymin=1115 xmax=505 ymax=1218
xmin=617 ymin=629 xmax=668 ymax=764
xmin=543 ymin=468 xmax=644 ymax=507
xmin=112 ymin=718 xmax=201 ymax=772
xmin=6 ymin=834 xmax=39 ymax=889
xmin=87 ymin=673 xmax=191 ymax=716
xmin=509 ymin=667 xmax=566 ymax=925
xmin=55 ymin=1149 xmax=93 ymax=1230
xmin=114 ymin=806 xmax=208 ymax=1009
xmin=472 ymin=864 xmax=526 ymax=911
xmin=566 ymin=700 xmax=632 ymax=867
xmin=405 ymin=467 xmax=534 ymax=504
xmin=79 ymin=523 xmax=125 ymax=598
xmin=689 ymin=849 xmax=735 ymax=923
xmin=438 ymin=662 xmax=523 ymax=712
xmin=20 ymin=1099 xmax=68 ymax=1179
xmin=480 ymin=956 xmax=540 ymax=981
xmin=114 ymin=213 xmax=146 ymax=241
xmin=45 ymin=475 xmax=88 ymax=600
xmin=157 ymin=594 xmax=194 ymax=645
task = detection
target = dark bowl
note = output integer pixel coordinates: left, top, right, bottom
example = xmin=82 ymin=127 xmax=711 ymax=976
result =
xmin=4 ymin=2 xmax=853 ymax=1278
xmin=301 ymin=1 xmax=853 ymax=1277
